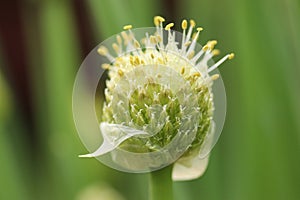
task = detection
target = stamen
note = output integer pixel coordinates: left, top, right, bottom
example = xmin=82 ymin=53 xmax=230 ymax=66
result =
xmin=185 ymin=41 xmax=192 ymax=47
xmin=121 ymin=31 xmax=129 ymax=44
xmin=202 ymin=45 xmax=209 ymax=51
xmin=192 ymin=72 xmax=201 ymax=78
xmin=187 ymin=51 xmax=195 ymax=59
xmin=154 ymin=16 xmax=165 ymax=26
xmin=140 ymin=37 xmax=146 ymax=45
xmin=134 ymin=56 xmax=140 ymax=65
xmin=191 ymin=50 xmax=204 ymax=63
xmin=156 ymin=35 xmax=162 ymax=43
xmin=228 ymin=53 xmax=235 ymax=59
xmin=116 ymin=35 xmax=122 ymax=45
xmin=97 ymin=46 xmax=108 ymax=56
xmin=165 ymin=23 xmax=174 ymax=30
xmin=207 ymin=40 xmax=217 ymax=50
xmin=180 ymin=66 xmax=185 ymax=75
xmin=134 ymin=40 xmax=140 ymax=48
xmin=112 ymin=43 xmax=120 ymax=54
xmin=150 ymin=35 xmax=158 ymax=44
xmin=190 ymin=19 xmax=196 ymax=28
xmin=154 ymin=16 xmax=165 ymax=48
xmin=97 ymin=46 xmax=115 ymax=62
xmin=186 ymin=27 xmax=203 ymax=57
xmin=118 ymin=69 xmax=124 ymax=76
xmin=184 ymin=19 xmax=196 ymax=46
xmin=211 ymin=74 xmax=220 ymax=80
xmin=101 ymin=63 xmax=110 ymax=70
xmin=181 ymin=19 xmax=188 ymax=30
xmin=197 ymin=27 xmax=203 ymax=32
xmin=123 ymin=25 xmax=133 ymax=30
xmin=181 ymin=19 xmax=188 ymax=52
xmin=208 ymin=53 xmax=233 ymax=73
xmin=212 ymin=49 xmax=220 ymax=56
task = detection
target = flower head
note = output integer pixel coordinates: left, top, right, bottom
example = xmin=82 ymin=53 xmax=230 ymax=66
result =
xmin=79 ymin=16 xmax=233 ymax=180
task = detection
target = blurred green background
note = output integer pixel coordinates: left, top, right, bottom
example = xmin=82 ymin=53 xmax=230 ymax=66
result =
xmin=0 ymin=0 xmax=299 ymax=199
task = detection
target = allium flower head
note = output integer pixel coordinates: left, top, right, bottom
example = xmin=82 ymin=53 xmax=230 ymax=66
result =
xmin=75 ymin=16 xmax=233 ymax=181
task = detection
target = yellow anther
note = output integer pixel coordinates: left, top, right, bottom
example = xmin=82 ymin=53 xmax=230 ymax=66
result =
xmin=112 ymin=43 xmax=119 ymax=53
xmin=156 ymin=35 xmax=162 ymax=43
xmin=181 ymin=19 xmax=188 ymax=30
xmin=118 ymin=69 xmax=124 ymax=76
xmin=123 ymin=25 xmax=133 ymax=30
xmin=202 ymin=44 xmax=209 ymax=51
xmin=211 ymin=74 xmax=220 ymax=80
xmin=192 ymin=72 xmax=201 ymax=78
xmin=97 ymin=46 xmax=108 ymax=55
xmin=228 ymin=53 xmax=235 ymax=59
xmin=150 ymin=35 xmax=157 ymax=44
xmin=197 ymin=27 xmax=203 ymax=32
xmin=184 ymin=41 xmax=192 ymax=47
xmin=209 ymin=40 xmax=217 ymax=45
xmin=212 ymin=49 xmax=220 ymax=56
xmin=180 ymin=66 xmax=185 ymax=75
xmin=121 ymin=31 xmax=129 ymax=40
xmin=140 ymin=38 xmax=146 ymax=45
xmin=116 ymin=35 xmax=122 ymax=44
xmin=101 ymin=63 xmax=110 ymax=70
xmin=157 ymin=57 xmax=164 ymax=64
xmin=165 ymin=23 xmax=174 ymax=30
xmin=134 ymin=40 xmax=140 ymax=48
xmin=150 ymin=53 xmax=155 ymax=59
xmin=190 ymin=19 xmax=196 ymax=27
xmin=154 ymin=16 xmax=165 ymax=26
xmin=207 ymin=40 xmax=218 ymax=50
xmin=188 ymin=51 xmax=195 ymax=59
xmin=134 ymin=56 xmax=140 ymax=65
xmin=115 ymin=57 xmax=123 ymax=64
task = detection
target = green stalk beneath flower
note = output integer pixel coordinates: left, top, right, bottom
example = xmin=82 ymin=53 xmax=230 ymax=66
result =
xmin=149 ymin=164 xmax=174 ymax=200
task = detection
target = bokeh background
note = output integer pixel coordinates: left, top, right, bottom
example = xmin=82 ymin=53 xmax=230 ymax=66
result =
xmin=0 ymin=0 xmax=300 ymax=199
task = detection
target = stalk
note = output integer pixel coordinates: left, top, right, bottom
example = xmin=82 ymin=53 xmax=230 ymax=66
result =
xmin=149 ymin=165 xmax=173 ymax=200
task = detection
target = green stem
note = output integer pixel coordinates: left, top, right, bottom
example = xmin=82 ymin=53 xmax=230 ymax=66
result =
xmin=149 ymin=164 xmax=174 ymax=200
